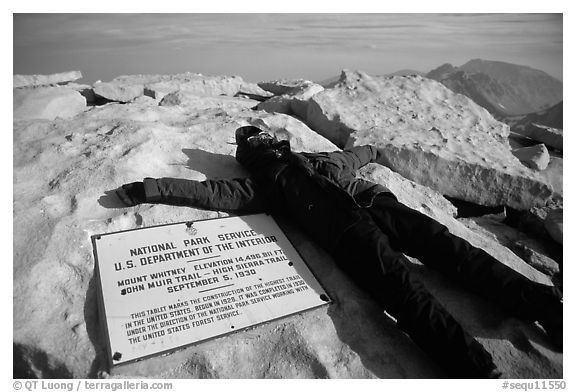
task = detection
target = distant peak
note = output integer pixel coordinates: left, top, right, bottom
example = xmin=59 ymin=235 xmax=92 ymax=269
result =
xmin=426 ymin=63 xmax=457 ymax=80
xmin=461 ymin=58 xmax=526 ymax=70
xmin=432 ymin=63 xmax=456 ymax=72
xmin=464 ymin=58 xmax=485 ymax=64
xmin=459 ymin=59 xmax=559 ymax=81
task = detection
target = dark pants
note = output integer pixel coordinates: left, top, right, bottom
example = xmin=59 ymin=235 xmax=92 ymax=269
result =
xmin=333 ymin=193 xmax=559 ymax=377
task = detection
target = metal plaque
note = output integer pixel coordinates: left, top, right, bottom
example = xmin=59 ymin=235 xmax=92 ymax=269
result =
xmin=92 ymin=213 xmax=331 ymax=366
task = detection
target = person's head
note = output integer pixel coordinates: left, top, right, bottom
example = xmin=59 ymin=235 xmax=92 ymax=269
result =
xmin=234 ymin=126 xmax=291 ymax=172
xmin=235 ymin=126 xmax=275 ymax=149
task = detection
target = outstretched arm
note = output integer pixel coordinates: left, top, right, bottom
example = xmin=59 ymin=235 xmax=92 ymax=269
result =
xmin=116 ymin=177 xmax=266 ymax=213
xmin=325 ymin=145 xmax=380 ymax=171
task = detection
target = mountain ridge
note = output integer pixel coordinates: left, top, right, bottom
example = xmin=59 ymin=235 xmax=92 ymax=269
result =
xmin=426 ymin=59 xmax=562 ymax=117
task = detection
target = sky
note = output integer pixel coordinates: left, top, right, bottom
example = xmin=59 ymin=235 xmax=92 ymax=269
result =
xmin=13 ymin=13 xmax=563 ymax=85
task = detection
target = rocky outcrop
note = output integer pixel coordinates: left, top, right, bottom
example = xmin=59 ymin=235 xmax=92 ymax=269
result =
xmin=258 ymin=79 xmax=313 ymax=95
xmin=236 ymin=83 xmax=274 ymax=101
xmin=13 ymin=71 xmax=562 ymax=379
xmin=512 ymin=144 xmax=550 ymax=171
xmin=13 ymin=86 xmax=87 ymax=121
xmin=66 ymin=83 xmax=98 ymax=105
xmin=13 ymin=70 xmax=83 ymax=88
xmin=257 ymin=81 xmax=324 ymax=118
xmin=294 ymin=70 xmax=553 ymax=210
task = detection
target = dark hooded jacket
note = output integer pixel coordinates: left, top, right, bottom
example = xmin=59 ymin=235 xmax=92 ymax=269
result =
xmin=141 ymin=126 xmax=391 ymax=250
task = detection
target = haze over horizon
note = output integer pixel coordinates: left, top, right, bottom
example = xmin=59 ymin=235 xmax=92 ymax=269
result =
xmin=13 ymin=13 xmax=563 ymax=84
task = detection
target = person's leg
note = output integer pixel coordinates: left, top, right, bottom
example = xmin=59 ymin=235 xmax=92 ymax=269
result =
xmin=333 ymin=215 xmax=498 ymax=378
xmin=367 ymin=193 xmax=562 ymax=347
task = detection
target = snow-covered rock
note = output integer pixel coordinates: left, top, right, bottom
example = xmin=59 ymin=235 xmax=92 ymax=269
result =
xmin=13 ymin=86 xmax=87 ymax=121
xmin=286 ymin=70 xmax=553 ymax=210
xmin=13 ymin=72 xmax=562 ymax=379
xmin=93 ymin=81 xmax=145 ymax=103
xmin=14 ymin=70 xmax=83 ymax=88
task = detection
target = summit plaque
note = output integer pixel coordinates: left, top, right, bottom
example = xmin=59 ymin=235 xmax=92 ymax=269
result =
xmin=92 ymin=213 xmax=330 ymax=366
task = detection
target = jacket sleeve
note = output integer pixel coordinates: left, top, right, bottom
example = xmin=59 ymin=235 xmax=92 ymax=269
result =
xmin=142 ymin=177 xmax=266 ymax=213
xmin=326 ymin=145 xmax=379 ymax=171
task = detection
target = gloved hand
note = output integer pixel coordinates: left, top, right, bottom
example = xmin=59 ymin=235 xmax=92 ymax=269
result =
xmin=116 ymin=182 xmax=146 ymax=206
